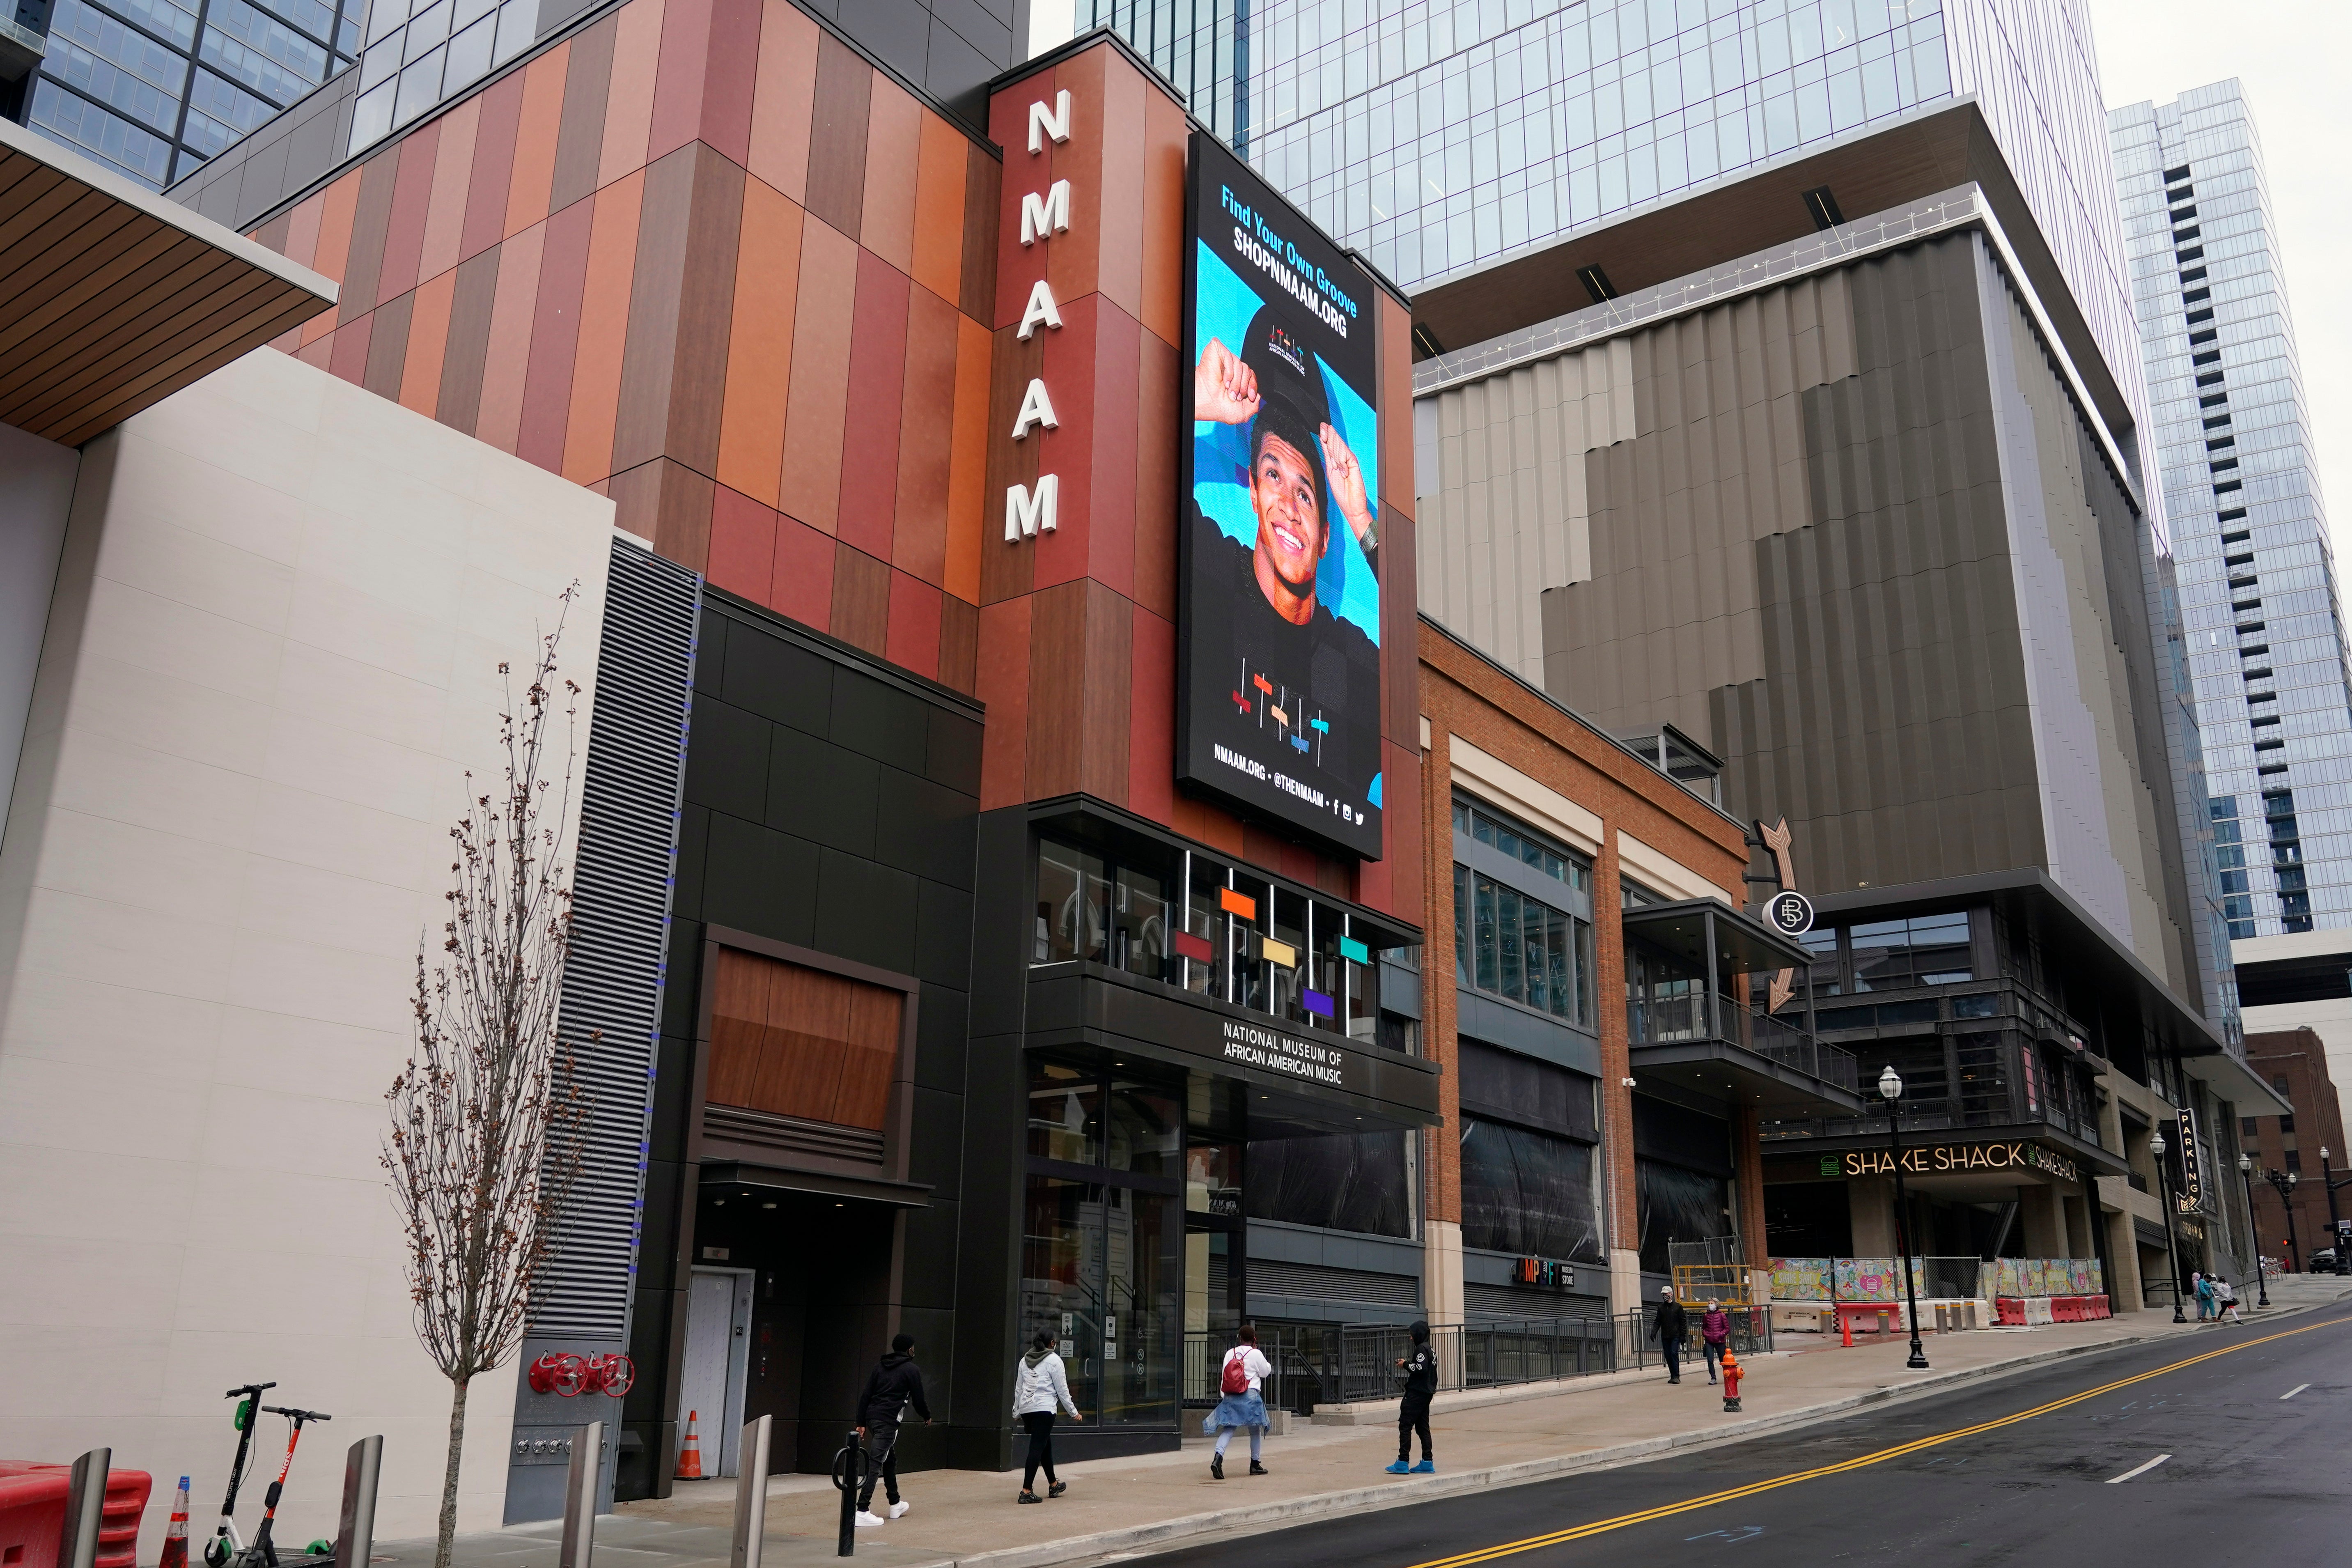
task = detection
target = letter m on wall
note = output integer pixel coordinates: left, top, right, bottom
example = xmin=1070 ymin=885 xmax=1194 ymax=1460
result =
xmin=1022 ymin=181 xmax=1072 ymax=246
xmin=1006 ymin=475 xmax=1059 ymax=540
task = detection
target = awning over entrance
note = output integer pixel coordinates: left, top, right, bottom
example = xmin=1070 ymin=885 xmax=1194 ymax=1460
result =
xmin=1026 ymin=964 xmax=1442 ymax=1136
xmin=1621 ymin=897 xmax=1813 ymax=973
xmin=699 ymin=1161 xmax=933 ymax=1208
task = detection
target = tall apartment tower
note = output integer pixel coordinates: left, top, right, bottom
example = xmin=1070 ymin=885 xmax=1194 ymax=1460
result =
xmin=2113 ymin=81 xmax=2352 ymax=1132
xmin=2110 ymin=83 xmax=2352 ymax=943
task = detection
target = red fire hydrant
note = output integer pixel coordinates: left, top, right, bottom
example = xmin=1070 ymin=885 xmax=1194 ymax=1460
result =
xmin=1720 ymin=1350 xmax=1743 ymax=1414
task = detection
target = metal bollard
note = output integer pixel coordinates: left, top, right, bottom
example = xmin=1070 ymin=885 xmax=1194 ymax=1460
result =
xmin=832 ymin=1429 xmax=871 ymax=1559
xmin=730 ymin=1416 xmax=773 ymax=1568
xmin=333 ymin=1436 xmax=383 ymax=1568
xmin=560 ymin=1421 xmax=602 ymax=1568
xmin=57 ymin=1449 xmax=109 ymax=1568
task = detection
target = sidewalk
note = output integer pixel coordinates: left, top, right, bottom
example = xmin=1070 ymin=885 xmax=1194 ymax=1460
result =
xmin=383 ymin=1284 xmax=2350 ymax=1568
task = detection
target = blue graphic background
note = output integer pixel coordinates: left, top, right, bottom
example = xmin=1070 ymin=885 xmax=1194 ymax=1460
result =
xmin=1191 ymin=239 xmax=1381 ymax=646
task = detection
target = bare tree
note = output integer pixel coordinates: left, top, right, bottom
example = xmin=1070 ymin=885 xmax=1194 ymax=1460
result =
xmin=385 ymin=594 xmax=592 ymax=1568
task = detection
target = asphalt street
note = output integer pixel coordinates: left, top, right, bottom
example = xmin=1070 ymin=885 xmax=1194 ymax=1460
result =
xmin=1150 ymin=1303 xmax=2352 ymax=1566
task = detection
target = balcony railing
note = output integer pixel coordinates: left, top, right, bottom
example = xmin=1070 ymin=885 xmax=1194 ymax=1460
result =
xmin=1629 ymin=987 xmax=1858 ymax=1093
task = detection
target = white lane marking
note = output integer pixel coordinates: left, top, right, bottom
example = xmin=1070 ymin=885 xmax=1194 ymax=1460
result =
xmin=2106 ymin=1454 xmax=2171 ymax=1484
xmin=2281 ymin=1384 xmax=2311 ymax=1400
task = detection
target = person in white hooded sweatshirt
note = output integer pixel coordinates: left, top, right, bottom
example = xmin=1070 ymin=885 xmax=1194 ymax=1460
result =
xmin=1012 ymin=1330 xmax=1083 ymax=1503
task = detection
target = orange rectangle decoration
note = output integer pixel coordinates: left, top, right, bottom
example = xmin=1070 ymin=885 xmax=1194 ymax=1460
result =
xmin=714 ymin=177 xmax=803 ymax=506
xmin=907 ymin=110 xmax=965 ymax=302
xmin=505 ymin=44 xmax=571 ymax=238
xmin=599 ymin=0 xmax=665 ymax=186
xmin=561 ymin=168 xmax=646 ymax=486
xmin=746 ymin=0 xmax=817 ymax=203
xmin=942 ymin=311 xmax=989 ymax=604
xmin=398 ymin=268 xmax=455 ymax=416
xmin=1218 ymin=886 xmax=1255 ymax=920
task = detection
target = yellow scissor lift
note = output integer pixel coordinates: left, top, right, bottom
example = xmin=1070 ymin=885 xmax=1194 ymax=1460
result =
xmin=1670 ymin=1260 xmax=1757 ymax=1308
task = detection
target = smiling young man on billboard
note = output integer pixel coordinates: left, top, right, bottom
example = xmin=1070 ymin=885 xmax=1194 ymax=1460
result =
xmin=1179 ymin=133 xmax=1385 ymax=859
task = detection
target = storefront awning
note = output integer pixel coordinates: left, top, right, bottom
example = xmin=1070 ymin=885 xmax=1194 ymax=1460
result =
xmin=699 ymin=1161 xmax=933 ymax=1208
xmin=1622 ymin=897 xmax=1813 ymax=973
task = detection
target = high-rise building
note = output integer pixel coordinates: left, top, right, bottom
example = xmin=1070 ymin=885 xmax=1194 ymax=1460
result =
xmin=2110 ymin=82 xmax=2352 ymax=947
xmin=3 ymin=0 xmax=358 ymax=187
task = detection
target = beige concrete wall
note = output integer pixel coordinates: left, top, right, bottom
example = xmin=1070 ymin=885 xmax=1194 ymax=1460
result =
xmin=0 ymin=348 xmax=615 ymax=1554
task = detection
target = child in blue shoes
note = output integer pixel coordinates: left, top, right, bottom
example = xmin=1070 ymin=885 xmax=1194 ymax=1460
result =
xmin=1384 ymin=1321 xmax=1438 ymax=1474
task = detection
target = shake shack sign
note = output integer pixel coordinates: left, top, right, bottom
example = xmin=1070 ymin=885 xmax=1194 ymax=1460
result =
xmin=1220 ymin=1019 xmax=1359 ymax=1092
xmin=1828 ymin=1140 xmax=2079 ymax=1184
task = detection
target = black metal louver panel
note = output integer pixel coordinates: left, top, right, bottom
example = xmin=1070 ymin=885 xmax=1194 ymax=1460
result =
xmin=530 ymin=537 xmax=699 ymax=1339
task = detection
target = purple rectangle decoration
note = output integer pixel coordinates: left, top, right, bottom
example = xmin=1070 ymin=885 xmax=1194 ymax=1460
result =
xmin=1301 ymin=989 xmax=1335 ymax=1018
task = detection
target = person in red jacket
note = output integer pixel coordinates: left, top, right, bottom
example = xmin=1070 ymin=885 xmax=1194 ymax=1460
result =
xmin=1700 ymin=1302 xmax=1731 ymax=1385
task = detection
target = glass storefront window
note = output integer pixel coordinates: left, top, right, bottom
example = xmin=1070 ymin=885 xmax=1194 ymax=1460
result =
xmin=1186 ymin=1141 xmax=1241 ymax=1216
xmin=1112 ymin=863 xmax=1170 ymax=980
xmin=1098 ymin=1186 xmax=1179 ymax=1426
xmin=1021 ymin=1175 xmax=1103 ymax=1418
xmin=1456 ymin=863 xmax=1593 ymax=1025
xmin=1037 ymin=842 xmax=1108 ymax=964
xmin=1245 ymin=1130 xmax=1416 ymax=1238
xmin=1107 ymin=1079 xmax=1180 ymax=1178
xmin=1029 ymin=1061 xmax=1102 ymax=1165
xmin=1459 ymin=1116 xmax=1601 ymax=1261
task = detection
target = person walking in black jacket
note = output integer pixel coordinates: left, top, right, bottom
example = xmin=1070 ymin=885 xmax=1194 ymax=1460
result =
xmin=1384 ymin=1321 xmax=1439 ymax=1473
xmin=852 ymin=1334 xmax=932 ymax=1526
xmin=1650 ymin=1288 xmax=1690 ymax=1386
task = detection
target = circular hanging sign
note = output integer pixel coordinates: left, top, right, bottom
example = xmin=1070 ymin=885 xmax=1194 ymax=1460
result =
xmin=1765 ymin=889 xmax=1815 ymax=936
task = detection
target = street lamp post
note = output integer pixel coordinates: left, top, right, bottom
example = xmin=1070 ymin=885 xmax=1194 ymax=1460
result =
xmin=2150 ymin=1127 xmax=2187 ymax=1324
xmin=2238 ymin=1152 xmax=2270 ymax=1307
xmin=2262 ymin=1166 xmax=2301 ymax=1272
xmin=1878 ymin=1064 xmax=1929 ymax=1369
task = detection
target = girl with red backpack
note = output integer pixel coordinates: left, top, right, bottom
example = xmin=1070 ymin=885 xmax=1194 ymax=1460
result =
xmin=1204 ymin=1325 xmax=1273 ymax=1478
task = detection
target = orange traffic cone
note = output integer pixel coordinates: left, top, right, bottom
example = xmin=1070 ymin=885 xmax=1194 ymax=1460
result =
xmin=676 ymin=1411 xmax=704 ymax=1479
xmin=159 ymin=1476 xmax=190 ymax=1568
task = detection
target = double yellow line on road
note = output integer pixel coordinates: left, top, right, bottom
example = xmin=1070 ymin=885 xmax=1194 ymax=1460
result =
xmin=1406 ymin=1313 xmax=2350 ymax=1568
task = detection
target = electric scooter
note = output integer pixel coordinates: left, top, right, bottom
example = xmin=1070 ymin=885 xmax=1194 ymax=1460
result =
xmin=243 ymin=1405 xmax=332 ymax=1568
xmin=204 ymin=1383 xmax=275 ymax=1568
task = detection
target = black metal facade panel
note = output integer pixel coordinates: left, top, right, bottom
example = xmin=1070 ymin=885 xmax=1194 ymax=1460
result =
xmin=531 ymin=537 xmax=700 ymax=1340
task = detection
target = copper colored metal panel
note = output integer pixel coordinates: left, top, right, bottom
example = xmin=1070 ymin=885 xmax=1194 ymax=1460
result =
xmin=1081 ymin=296 xmax=1139 ymax=599
xmin=1023 ymin=577 xmax=1085 ymax=799
xmin=517 ymin=195 xmax=594 ymax=472
xmin=908 ymin=110 xmax=965 ymax=304
xmin=835 ymin=247 xmax=909 ymax=561
xmin=858 ymin=76 xmax=920 ymax=277
xmin=550 ymin=14 xmax=616 ymax=214
xmin=505 ymin=44 xmax=571 ymax=237
xmin=335 ymin=152 xmax=397 ymax=321
xmin=770 ymin=510 xmax=834 ymax=630
xmin=697 ymin=0 xmax=760 ymax=169
xmin=1028 ymin=291 xmax=1096 ymax=592
xmin=707 ymin=482 xmax=778 ymax=601
xmin=362 ymin=290 xmax=411 ymax=400
xmin=376 ymin=119 xmax=439 ymax=304
xmin=610 ymin=144 xmax=695 ymax=473
xmin=941 ymin=310 xmax=990 ymax=605
xmin=801 ymin=31 xmax=868 ymax=242
xmin=713 ymin=176 xmax=801 ymax=507
xmin=598 ymin=0 xmax=665 ymax=188
xmin=418 ymin=96 xmax=479 ymax=282
xmin=976 ymin=593 xmax=1030 ymax=809
xmin=399 ymin=266 xmax=455 ymax=416
xmin=1088 ymin=48 xmax=1145 ymax=324
xmin=937 ymin=592 xmax=977 ymax=696
xmin=885 ymin=569 xmax=942 ymax=681
xmin=829 ymin=540 xmax=890 ymax=654
xmin=746 ymin=0 xmax=817 ymax=204
xmin=775 ymin=214 xmax=856 ymax=534
xmin=327 ymin=307 xmax=371 ymax=383
xmin=1127 ymin=605 xmax=1175 ymax=824
xmin=890 ymin=280 xmax=957 ymax=586
xmin=957 ymin=141 xmax=997 ymax=324
xmin=1079 ymin=579 xmax=1131 ymax=805
xmin=436 ymin=245 xmax=500 ymax=434
xmin=978 ymin=318 xmax=1039 ymax=605
xmin=463 ymin=72 xmax=525 ymax=260
xmin=1137 ymin=87 xmax=1185 ymax=347
xmin=1131 ymin=326 xmax=1178 ymax=621
xmin=645 ymin=0 xmax=715 ymax=164
xmin=661 ymin=143 xmax=745 ymax=479
xmin=561 ymin=167 xmax=646 ymax=485
xmin=475 ymin=219 xmax=545 ymax=452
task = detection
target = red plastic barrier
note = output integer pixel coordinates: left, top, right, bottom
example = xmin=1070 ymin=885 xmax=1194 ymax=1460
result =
xmin=0 ymin=1463 xmax=152 ymax=1568
xmin=1993 ymin=1297 xmax=2025 ymax=1326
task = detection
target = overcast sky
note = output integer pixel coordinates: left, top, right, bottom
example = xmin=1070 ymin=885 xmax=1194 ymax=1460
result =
xmin=2072 ymin=4 xmax=2349 ymax=551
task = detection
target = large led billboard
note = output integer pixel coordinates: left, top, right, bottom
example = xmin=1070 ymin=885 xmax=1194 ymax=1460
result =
xmin=1176 ymin=131 xmax=1384 ymax=861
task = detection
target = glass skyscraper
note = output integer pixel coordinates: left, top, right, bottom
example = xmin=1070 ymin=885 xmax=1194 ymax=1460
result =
xmin=2111 ymin=81 xmax=2352 ymax=941
xmin=8 ymin=0 xmax=357 ymax=186
xmin=1082 ymin=0 xmax=2146 ymax=439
